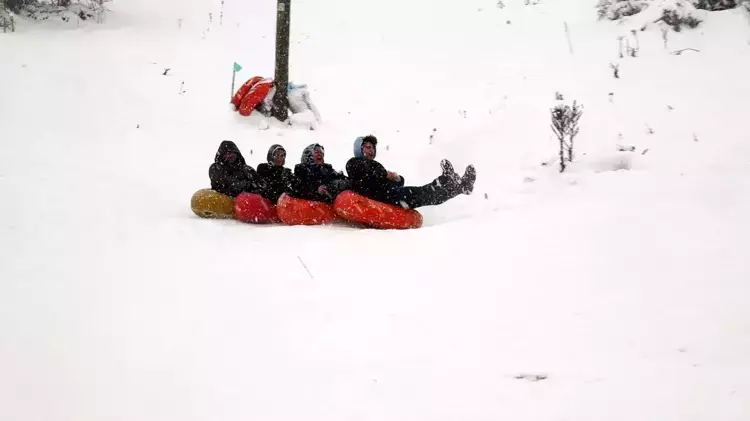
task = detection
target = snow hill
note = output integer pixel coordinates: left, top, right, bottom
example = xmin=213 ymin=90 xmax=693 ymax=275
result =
xmin=1 ymin=0 xmax=750 ymax=420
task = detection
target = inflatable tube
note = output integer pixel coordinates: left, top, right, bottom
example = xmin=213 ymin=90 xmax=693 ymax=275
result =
xmin=238 ymin=80 xmax=274 ymax=117
xmin=191 ymin=189 xmax=235 ymax=219
xmin=333 ymin=191 xmax=423 ymax=229
xmin=233 ymin=192 xmax=280 ymax=223
xmin=232 ymin=76 xmax=263 ymax=108
xmin=276 ymin=193 xmax=336 ymax=226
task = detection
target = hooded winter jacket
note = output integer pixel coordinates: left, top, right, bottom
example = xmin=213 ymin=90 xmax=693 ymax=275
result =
xmin=345 ymin=136 xmax=405 ymax=203
xmin=256 ymin=144 xmax=298 ymax=203
xmin=293 ymin=143 xmax=349 ymax=202
xmin=346 ymin=136 xmax=470 ymax=209
xmin=209 ymin=140 xmax=266 ymax=198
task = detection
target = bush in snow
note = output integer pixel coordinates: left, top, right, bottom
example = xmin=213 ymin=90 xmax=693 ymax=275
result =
xmin=4 ymin=0 xmax=70 ymax=9
xmin=692 ymin=0 xmax=738 ymax=10
xmin=610 ymin=62 xmax=621 ymax=78
xmin=598 ymin=0 xmax=705 ymax=31
xmin=2 ymin=0 xmax=106 ymax=19
xmin=3 ymin=0 xmax=30 ymax=13
xmin=0 ymin=10 xmax=15 ymax=32
xmin=597 ymin=0 xmax=648 ymax=20
xmin=598 ymin=0 xmax=746 ymax=24
xmin=551 ymin=101 xmax=583 ymax=173
xmin=656 ymin=7 xmax=702 ymax=30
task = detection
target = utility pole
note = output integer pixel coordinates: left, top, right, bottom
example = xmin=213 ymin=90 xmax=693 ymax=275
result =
xmin=272 ymin=0 xmax=291 ymax=122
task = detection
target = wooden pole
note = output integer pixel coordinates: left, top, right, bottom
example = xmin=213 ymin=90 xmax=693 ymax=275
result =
xmin=272 ymin=0 xmax=291 ymax=122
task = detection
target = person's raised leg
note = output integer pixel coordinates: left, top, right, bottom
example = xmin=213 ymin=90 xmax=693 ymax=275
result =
xmin=458 ymin=165 xmax=476 ymax=194
xmin=389 ymin=161 xmax=469 ymax=209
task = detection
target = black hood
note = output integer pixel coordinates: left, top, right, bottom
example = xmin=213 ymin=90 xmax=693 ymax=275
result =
xmin=301 ymin=143 xmax=324 ymax=164
xmin=266 ymin=144 xmax=286 ymax=164
xmin=214 ymin=140 xmax=246 ymax=166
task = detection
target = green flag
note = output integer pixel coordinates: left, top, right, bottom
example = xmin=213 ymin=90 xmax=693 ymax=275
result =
xmin=233 ymin=62 xmax=242 ymax=72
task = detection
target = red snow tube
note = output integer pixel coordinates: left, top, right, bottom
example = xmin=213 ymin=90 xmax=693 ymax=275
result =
xmin=333 ymin=191 xmax=423 ymax=229
xmin=233 ymin=193 xmax=280 ymax=223
xmin=238 ymin=80 xmax=274 ymax=116
xmin=276 ymin=193 xmax=336 ymax=226
xmin=231 ymin=76 xmax=263 ymax=108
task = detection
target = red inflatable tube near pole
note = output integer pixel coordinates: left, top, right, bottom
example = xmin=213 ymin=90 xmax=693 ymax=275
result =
xmin=238 ymin=80 xmax=274 ymax=117
xmin=231 ymin=76 xmax=263 ymax=108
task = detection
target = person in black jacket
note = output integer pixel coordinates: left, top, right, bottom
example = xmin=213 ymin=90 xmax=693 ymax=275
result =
xmin=292 ymin=143 xmax=350 ymax=203
xmin=256 ymin=144 xmax=298 ymax=203
xmin=345 ymin=135 xmax=476 ymax=209
xmin=209 ymin=140 xmax=266 ymax=197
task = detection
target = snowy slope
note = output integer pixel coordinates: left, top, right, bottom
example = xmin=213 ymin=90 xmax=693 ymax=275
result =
xmin=1 ymin=0 xmax=750 ymax=420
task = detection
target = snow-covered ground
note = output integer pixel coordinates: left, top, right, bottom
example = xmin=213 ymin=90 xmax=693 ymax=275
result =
xmin=1 ymin=0 xmax=750 ymax=419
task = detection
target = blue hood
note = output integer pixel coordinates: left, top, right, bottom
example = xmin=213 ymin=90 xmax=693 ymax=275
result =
xmin=353 ymin=135 xmax=377 ymax=158
xmin=353 ymin=137 xmax=364 ymax=158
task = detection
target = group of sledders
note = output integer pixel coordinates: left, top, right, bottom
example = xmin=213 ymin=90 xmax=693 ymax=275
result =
xmin=190 ymin=136 xmax=477 ymax=229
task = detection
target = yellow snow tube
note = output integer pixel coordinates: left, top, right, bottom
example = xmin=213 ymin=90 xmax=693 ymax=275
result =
xmin=191 ymin=189 xmax=235 ymax=219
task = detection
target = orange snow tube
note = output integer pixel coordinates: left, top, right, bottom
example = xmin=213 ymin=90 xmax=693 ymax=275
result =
xmin=231 ymin=76 xmax=263 ymax=108
xmin=276 ymin=193 xmax=336 ymax=226
xmin=333 ymin=191 xmax=423 ymax=229
xmin=238 ymin=80 xmax=274 ymax=116
xmin=233 ymin=192 xmax=280 ymax=223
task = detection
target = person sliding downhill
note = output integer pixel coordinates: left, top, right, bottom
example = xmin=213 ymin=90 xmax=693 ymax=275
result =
xmin=293 ymin=143 xmax=350 ymax=203
xmin=209 ymin=140 xmax=266 ymax=197
xmin=345 ymin=135 xmax=476 ymax=209
xmin=256 ymin=144 xmax=298 ymax=203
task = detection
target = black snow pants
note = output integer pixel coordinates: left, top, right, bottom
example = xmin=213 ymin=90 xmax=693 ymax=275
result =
xmin=385 ymin=175 xmax=460 ymax=209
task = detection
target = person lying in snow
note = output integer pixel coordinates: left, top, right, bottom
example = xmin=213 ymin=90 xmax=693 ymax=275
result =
xmin=209 ymin=140 xmax=267 ymax=197
xmin=286 ymin=83 xmax=321 ymax=123
xmin=345 ymin=135 xmax=476 ymax=209
xmin=256 ymin=144 xmax=298 ymax=203
xmin=233 ymin=77 xmax=321 ymax=123
xmin=292 ymin=143 xmax=350 ymax=203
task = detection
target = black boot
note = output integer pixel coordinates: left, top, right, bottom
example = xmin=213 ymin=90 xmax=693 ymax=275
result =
xmin=458 ymin=165 xmax=476 ymax=194
xmin=440 ymin=159 xmax=461 ymax=187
